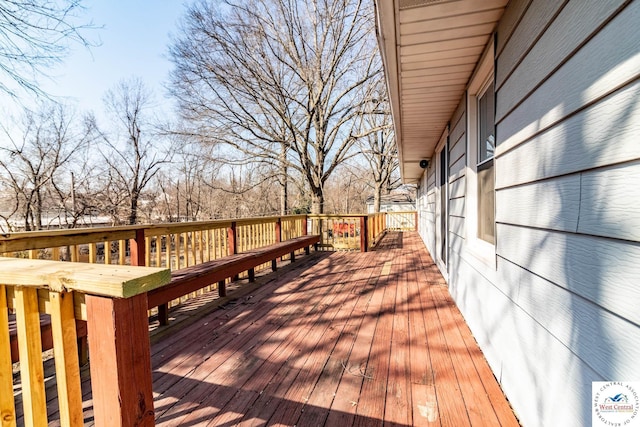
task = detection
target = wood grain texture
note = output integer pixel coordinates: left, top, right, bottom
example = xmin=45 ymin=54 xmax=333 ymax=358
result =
xmin=496 ymin=79 xmax=640 ymax=188
xmin=495 ymin=174 xmax=581 ymax=232
xmin=0 ymin=228 xmax=136 ymax=254
xmin=497 ymin=223 xmax=640 ymax=326
xmin=14 ymin=287 xmax=47 ymax=427
xmin=49 ymin=291 xmax=83 ymax=426
xmin=0 ymin=285 xmax=16 ymax=427
xmin=496 ymin=2 xmax=640 ymax=154
xmin=0 ymin=258 xmax=170 ymax=298
xmin=578 ymin=162 xmax=640 ymax=242
xmin=497 ymin=0 xmax=628 ymax=120
xmin=87 ymin=293 xmax=154 ymax=427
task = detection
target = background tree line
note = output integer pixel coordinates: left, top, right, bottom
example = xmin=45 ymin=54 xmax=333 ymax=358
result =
xmin=0 ymin=0 xmax=403 ymax=232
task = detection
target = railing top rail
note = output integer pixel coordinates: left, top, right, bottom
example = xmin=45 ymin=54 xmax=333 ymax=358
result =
xmin=0 ymin=228 xmax=138 ymax=253
xmin=0 ymin=257 xmax=170 ymax=298
xmin=0 ymin=214 xmax=309 ymax=252
xmin=307 ymin=214 xmax=368 ymax=219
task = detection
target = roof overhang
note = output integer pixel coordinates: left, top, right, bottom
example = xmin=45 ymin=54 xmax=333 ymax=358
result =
xmin=374 ymin=0 xmax=507 ymax=183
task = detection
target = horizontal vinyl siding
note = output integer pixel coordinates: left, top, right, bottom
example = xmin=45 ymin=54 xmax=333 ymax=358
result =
xmin=417 ymin=164 xmax=437 ymax=256
xmin=448 ymin=97 xmax=467 ymax=249
xmin=476 ymin=1 xmax=640 ymax=426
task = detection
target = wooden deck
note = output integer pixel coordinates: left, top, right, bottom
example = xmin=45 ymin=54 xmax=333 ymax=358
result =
xmin=28 ymin=231 xmax=520 ymax=426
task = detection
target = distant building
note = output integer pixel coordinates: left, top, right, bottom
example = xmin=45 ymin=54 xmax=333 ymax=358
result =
xmin=365 ymin=193 xmax=415 ymax=214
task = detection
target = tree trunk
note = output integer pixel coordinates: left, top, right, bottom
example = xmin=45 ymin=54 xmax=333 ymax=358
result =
xmin=129 ymin=192 xmax=139 ymax=225
xmin=311 ymin=187 xmax=324 ymax=214
xmin=280 ymin=143 xmax=288 ymax=216
xmin=373 ymin=183 xmax=383 ymax=213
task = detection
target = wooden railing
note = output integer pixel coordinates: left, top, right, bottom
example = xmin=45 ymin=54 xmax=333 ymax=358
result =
xmin=0 ymin=215 xmax=308 ymax=315
xmin=1 ymin=258 xmax=169 ymax=426
xmin=0 ymin=211 xmax=415 ymax=425
xmin=386 ymin=211 xmax=417 ymax=231
xmin=0 ymin=213 xmax=413 ymax=319
xmin=367 ymin=212 xmax=387 ymax=249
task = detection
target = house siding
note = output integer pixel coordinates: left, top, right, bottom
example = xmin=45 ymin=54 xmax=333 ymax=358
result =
xmin=417 ymin=164 xmax=436 ymax=256
xmin=415 ymin=1 xmax=640 ymax=425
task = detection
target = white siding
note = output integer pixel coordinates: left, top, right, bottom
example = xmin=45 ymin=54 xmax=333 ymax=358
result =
xmin=413 ymin=3 xmax=640 ymax=424
xmin=438 ymin=1 xmax=640 ymax=426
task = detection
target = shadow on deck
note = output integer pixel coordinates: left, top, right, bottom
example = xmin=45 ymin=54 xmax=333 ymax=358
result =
xmin=35 ymin=232 xmax=520 ymax=426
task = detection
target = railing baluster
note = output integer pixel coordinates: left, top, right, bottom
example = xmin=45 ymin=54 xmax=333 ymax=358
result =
xmin=0 ymin=285 xmax=16 ymax=427
xmin=104 ymin=241 xmax=112 ymax=265
xmin=14 ymin=287 xmax=47 ymax=427
xmin=49 ymin=291 xmax=83 ymax=426
xmin=118 ymin=240 xmax=125 ymax=265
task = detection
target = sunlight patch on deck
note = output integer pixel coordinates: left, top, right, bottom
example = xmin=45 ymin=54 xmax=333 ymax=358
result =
xmin=381 ymin=261 xmax=392 ymax=276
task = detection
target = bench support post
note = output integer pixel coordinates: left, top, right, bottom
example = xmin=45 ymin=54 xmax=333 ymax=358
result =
xmin=158 ymin=303 xmax=169 ymax=326
xmin=218 ymin=280 xmax=226 ymax=297
xmin=248 ymin=268 xmax=255 ymax=282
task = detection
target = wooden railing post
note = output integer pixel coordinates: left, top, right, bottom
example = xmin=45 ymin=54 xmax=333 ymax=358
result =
xmin=273 ymin=218 xmax=282 ymax=271
xmin=360 ymin=216 xmax=368 ymax=253
xmin=228 ymin=221 xmax=238 ymax=282
xmin=415 ymin=211 xmax=419 ymax=231
xmin=302 ymin=215 xmax=308 ymax=235
xmin=86 ymin=293 xmax=155 ymax=427
xmin=130 ymin=229 xmax=146 ymax=267
xmin=228 ymin=222 xmax=237 ymax=255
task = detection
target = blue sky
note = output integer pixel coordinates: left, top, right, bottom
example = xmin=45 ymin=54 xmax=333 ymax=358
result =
xmin=14 ymin=1 xmax=188 ymax=121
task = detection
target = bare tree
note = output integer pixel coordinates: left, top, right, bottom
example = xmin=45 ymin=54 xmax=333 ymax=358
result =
xmin=0 ymin=102 xmax=93 ymax=230
xmin=355 ymin=86 xmax=399 ymax=212
xmin=169 ymin=0 xmax=381 ymax=213
xmin=99 ymin=77 xmax=170 ymax=225
xmin=0 ymin=0 xmax=96 ymax=98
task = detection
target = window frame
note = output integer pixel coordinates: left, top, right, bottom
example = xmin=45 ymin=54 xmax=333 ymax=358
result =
xmin=465 ymin=37 xmax=497 ymax=268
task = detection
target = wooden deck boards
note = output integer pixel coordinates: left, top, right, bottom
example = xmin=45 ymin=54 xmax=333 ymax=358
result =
xmin=30 ymin=231 xmax=519 ymax=426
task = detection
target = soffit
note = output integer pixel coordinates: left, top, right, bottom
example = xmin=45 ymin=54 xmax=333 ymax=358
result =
xmin=375 ymin=0 xmax=507 ymax=183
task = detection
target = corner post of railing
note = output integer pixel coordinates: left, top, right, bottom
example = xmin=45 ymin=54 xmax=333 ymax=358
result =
xmin=273 ymin=218 xmax=282 ymax=271
xmin=228 ymin=221 xmax=237 ymax=255
xmin=414 ymin=211 xmax=418 ymax=231
xmin=360 ymin=216 xmax=368 ymax=253
xmin=228 ymin=221 xmax=238 ymax=284
xmin=302 ymin=215 xmax=308 ymax=236
xmin=130 ymin=228 xmax=146 ymax=267
xmin=86 ymin=292 xmax=155 ymax=426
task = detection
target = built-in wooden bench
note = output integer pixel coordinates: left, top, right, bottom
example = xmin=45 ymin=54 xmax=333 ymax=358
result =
xmin=147 ymin=234 xmax=320 ymax=325
xmin=8 ymin=235 xmax=320 ymax=360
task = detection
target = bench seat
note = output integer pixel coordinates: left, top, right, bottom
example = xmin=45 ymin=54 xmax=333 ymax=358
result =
xmin=147 ymin=234 xmax=320 ymax=324
xmin=8 ymin=235 xmax=319 ymax=359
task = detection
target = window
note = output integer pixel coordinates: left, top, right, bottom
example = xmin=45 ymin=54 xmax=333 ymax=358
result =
xmin=466 ymin=37 xmax=496 ymax=266
xmin=476 ymin=81 xmax=495 ymax=244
